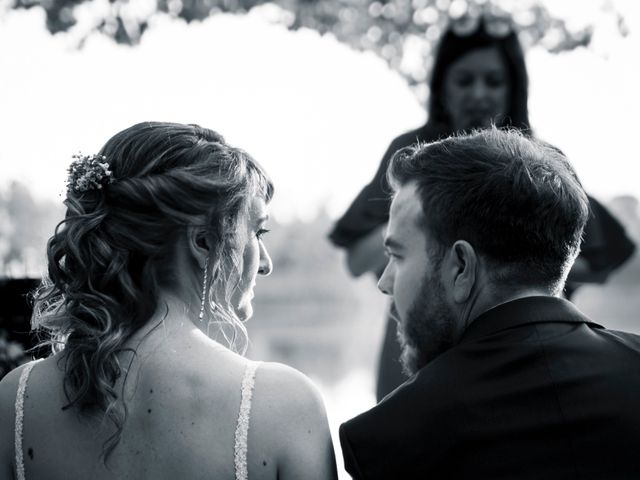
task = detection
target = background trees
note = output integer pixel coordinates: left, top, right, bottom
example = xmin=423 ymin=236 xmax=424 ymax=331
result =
xmin=7 ymin=0 xmax=629 ymax=96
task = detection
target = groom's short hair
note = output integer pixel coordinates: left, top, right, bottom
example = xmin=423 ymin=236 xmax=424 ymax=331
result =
xmin=387 ymin=127 xmax=589 ymax=291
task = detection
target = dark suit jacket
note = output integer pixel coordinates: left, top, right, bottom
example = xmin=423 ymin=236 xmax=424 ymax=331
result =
xmin=340 ymin=296 xmax=640 ymax=479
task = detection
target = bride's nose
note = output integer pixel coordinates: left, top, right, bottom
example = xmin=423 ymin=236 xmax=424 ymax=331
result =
xmin=258 ymin=241 xmax=272 ymax=276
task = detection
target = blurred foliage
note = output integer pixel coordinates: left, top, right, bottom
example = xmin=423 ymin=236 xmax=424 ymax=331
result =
xmin=6 ymin=0 xmax=629 ymax=92
xmin=0 ymin=182 xmax=63 ymax=278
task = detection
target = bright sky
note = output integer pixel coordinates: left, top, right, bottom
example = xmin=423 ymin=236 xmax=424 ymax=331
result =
xmin=0 ymin=0 xmax=639 ymax=222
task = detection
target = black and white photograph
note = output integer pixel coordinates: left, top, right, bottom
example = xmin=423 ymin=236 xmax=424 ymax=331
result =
xmin=1 ymin=0 xmax=639 ymax=478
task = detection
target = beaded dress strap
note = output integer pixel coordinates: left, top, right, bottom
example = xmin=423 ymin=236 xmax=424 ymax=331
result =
xmin=234 ymin=361 xmax=262 ymax=480
xmin=14 ymin=361 xmax=41 ymax=480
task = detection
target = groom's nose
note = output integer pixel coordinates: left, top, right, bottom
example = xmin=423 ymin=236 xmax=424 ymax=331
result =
xmin=377 ymin=264 xmax=393 ymax=295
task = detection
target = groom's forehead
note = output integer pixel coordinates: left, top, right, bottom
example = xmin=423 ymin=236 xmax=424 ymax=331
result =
xmin=391 ymin=184 xmax=422 ymax=222
xmin=389 ymin=183 xmax=426 ymax=242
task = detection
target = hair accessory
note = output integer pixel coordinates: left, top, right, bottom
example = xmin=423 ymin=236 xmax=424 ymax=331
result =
xmin=199 ymin=256 xmax=209 ymax=321
xmin=67 ymin=153 xmax=114 ymax=193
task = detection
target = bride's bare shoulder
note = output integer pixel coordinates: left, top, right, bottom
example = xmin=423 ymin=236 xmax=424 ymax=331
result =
xmin=0 ymin=358 xmax=53 ymax=420
xmin=0 ymin=361 xmax=28 ymax=432
xmin=249 ymin=362 xmax=337 ymax=479
xmin=254 ymin=362 xmax=325 ymax=407
xmin=251 ymin=362 xmax=329 ymax=439
xmin=0 ymin=359 xmax=50 ymax=474
xmin=0 ymin=364 xmax=23 ymax=476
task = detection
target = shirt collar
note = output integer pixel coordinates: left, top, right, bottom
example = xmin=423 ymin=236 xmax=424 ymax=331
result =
xmin=460 ymin=295 xmax=604 ymax=343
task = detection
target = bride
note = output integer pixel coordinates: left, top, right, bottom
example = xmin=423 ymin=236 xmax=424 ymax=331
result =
xmin=0 ymin=122 xmax=338 ymax=480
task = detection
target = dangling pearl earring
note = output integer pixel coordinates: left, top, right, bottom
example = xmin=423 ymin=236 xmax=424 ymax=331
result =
xmin=199 ymin=256 xmax=209 ymax=322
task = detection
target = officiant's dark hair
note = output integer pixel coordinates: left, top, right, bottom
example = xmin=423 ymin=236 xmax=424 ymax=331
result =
xmin=428 ymin=16 xmax=530 ymax=132
xmin=388 ymin=127 xmax=588 ymax=292
xmin=32 ymin=121 xmax=273 ymax=460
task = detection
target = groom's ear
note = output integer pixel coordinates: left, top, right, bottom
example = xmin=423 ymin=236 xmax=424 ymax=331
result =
xmin=186 ymin=226 xmax=209 ymax=268
xmin=446 ymin=240 xmax=477 ymax=304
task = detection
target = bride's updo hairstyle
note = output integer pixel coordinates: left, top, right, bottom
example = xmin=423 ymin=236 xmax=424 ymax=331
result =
xmin=32 ymin=121 xmax=273 ymax=455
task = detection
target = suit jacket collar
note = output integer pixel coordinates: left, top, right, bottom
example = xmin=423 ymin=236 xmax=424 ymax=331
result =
xmin=460 ymin=295 xmax=604 ymax=343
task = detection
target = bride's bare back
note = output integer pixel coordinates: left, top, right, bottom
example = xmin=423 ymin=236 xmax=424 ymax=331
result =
xmin=0 ymin=318 xmax=336 ymax=480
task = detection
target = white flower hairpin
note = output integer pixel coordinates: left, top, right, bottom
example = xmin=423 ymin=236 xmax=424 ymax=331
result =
xmin=66 ymin=153 xmax=114 ymax=193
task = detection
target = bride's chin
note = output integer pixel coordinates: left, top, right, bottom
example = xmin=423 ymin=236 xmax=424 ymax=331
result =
xmin=235 ymin=303 xmax=253 ymax=322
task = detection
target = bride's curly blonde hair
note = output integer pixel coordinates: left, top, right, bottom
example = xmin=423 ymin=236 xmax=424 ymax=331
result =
xmin=31 ymin=121 xmax=273 ymax=458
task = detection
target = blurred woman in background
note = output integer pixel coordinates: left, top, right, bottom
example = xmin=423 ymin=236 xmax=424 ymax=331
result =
xmin=329 ymin=12 xmax=635 ymax=401
xmin=0 ymin=122 xmax=337 ymax=480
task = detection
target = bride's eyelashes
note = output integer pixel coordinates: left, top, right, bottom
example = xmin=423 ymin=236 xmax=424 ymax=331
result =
xmin=256 ymin=228 xmax=270 ymax=240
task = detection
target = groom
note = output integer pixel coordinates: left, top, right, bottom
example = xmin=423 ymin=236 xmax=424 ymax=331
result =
xmin=339 ymin=128 xmax=640 ymax=479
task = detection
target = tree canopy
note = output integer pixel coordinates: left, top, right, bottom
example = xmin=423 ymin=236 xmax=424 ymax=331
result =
xmin=8 ymin=0 xmax=629 ymax=91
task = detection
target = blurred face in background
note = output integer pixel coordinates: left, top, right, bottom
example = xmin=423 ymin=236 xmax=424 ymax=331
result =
xmin=443 ymin=46 xmax=510 ymax=132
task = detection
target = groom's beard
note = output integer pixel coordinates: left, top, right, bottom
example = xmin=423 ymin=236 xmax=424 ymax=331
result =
xmin=395 ymin=273 xmax=456 ymax=376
